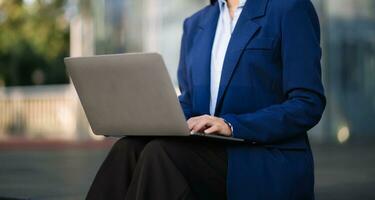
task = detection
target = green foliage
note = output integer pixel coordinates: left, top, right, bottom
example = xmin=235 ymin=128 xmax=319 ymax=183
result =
xmin=0 ymin=0 xmax=69 ymax=86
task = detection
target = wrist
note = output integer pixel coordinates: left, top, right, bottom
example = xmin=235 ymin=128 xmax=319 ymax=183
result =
xmin=222 ymin=118 xmax=233 ymax=136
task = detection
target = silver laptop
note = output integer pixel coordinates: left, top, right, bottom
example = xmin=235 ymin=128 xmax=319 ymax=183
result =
xmin=64 ymin=53 xmax=244 ymax=142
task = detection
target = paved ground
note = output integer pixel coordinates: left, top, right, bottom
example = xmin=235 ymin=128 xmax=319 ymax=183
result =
xmin=0 ymin=141 xmax=374 ymax=200
xmin=313 ymin=143 xmax=375 ymax=200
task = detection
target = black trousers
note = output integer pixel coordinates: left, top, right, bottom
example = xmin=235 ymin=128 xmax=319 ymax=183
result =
xmin=86 ymin=137 xmax=228 ymax=200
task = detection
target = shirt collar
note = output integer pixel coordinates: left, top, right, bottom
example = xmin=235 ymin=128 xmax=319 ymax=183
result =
xmin=238 ymin=0 xmax=247 ymax=7
xmin=218 ymin=0 xmax=247 ymax=12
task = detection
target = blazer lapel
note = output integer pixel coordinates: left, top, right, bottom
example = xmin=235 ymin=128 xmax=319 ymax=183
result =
xmin=215 ymin=0 xmax=269 ymax=115
xmin=189 ymin=3 xmax=220 ymax=114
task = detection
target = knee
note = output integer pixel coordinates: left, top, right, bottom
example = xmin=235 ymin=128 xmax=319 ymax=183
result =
xmin=140 ymin=139 xmax=168 ymax=160
xmin=111 ymin=137 xmax=146 ymax=153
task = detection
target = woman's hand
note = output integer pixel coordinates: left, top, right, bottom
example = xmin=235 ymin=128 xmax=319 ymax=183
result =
xmin=187 ymin=115 xmax=232 ymax=137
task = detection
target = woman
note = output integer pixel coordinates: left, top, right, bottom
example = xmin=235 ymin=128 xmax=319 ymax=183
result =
xmin=86 ymin=0 xmax=325 ymax=199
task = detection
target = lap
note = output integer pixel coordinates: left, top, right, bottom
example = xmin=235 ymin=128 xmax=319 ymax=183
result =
xmin=118 ymin=136 xmax=228 ymax=200
xmin=142 ymin=137 xmax=227 ymax=175
xmin=113 ymin=136 xmax=228 ymax=178
xmin=115 ymin=136 xmax=228 ymax=163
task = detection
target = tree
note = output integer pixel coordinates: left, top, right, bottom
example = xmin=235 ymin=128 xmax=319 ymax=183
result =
xmin=0 ymin=0 xmax=69 ymax=86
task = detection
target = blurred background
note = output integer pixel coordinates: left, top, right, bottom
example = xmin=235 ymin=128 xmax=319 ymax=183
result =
xmin=0 ymin=0 xmax=374 ymax=199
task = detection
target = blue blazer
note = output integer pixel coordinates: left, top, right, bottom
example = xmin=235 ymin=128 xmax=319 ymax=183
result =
xmin=177 ymin=0 xmax=326 ymax=199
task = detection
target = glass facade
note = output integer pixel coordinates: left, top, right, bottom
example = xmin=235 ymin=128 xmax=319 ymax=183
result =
xmin=83 ymin=0 xmax=206 ymax=84
xmin=316 ymin=0 xmax=375 ymax=142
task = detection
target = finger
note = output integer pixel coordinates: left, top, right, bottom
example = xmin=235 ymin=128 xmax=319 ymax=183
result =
xmin=204 ymin=125 xmax=220 ymax=134
xmin=191 ymin=119 xmax=207 ymax=132
xmin=188 ymin=115 xmax=213 ymax=131
xmin=187 ymin=115 xmax=209 ymax=124
xmin=187 ymin=117 xmax=197 ymax=124
xmin=192 ymin=118 xmax=212 ymax=132
xmin=187 ymin=119 xmax=197 ymax=130
xmin=187 ymin=117 xmax=199 ymax=130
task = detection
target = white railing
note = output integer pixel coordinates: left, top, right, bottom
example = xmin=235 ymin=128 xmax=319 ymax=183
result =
xmin=0 ymin=84 xmax=98 ymax=141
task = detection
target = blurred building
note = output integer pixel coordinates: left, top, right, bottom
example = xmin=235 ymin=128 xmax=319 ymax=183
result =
xmin=0 ymin=0 xmax=206 ymax=141
xmin=313 ymin=0 xmax=375 ymax=143
xmin=69 ymin=0 xmax=375 ymax=143
xmin=68 ymin=0 xmax=206 ymax=84
xmin=0 ymin=0 xmax=374 ymax=143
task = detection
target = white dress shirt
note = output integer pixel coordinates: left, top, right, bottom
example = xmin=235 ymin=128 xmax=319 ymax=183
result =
xmin=210 ymin=0 xmax=247 ymax=115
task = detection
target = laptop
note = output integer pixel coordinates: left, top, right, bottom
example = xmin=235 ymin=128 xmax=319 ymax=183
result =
xmin=64 ymin=53 xmax=244 ymax=142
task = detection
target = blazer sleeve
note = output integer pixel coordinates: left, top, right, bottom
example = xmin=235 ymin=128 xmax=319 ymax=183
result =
xmin=222 ymin=0 xmax=326 ymax=143
xmin=177 ymin=19 xmax=193 ymax=120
